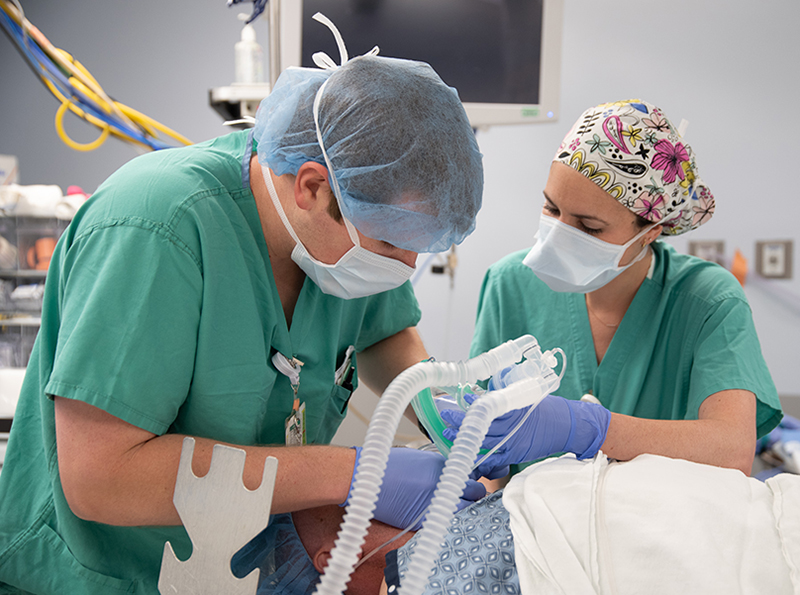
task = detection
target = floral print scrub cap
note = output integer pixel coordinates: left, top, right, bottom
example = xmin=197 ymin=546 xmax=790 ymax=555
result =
xmin=554 ymin=99 xmax=714 ymax=235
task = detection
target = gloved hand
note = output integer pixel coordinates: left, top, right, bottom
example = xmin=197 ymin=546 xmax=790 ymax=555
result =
xmin=440 ymin=394 xmax=611 ymax=479
xmin=342 ymin=446 xmax=486 ymax=530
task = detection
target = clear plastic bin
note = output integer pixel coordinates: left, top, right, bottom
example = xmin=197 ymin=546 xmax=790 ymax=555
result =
xmin=10 ymin=283 xmax=44 ymax=312
xmin=0 ymin=217 xmax=18 ymax=271
xmin=0 ymin=214 xmax=69 ymax=369
xmin=0 ymin=320 xmax=39 ymax=368
xmin=16 ymin=216 xmax=66 ymax=272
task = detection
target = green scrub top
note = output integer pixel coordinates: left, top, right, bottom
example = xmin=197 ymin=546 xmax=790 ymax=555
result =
xmin=0 ymin=130 xmax=421 ymax=595
xmin=471 ymin=243 xmax=781 ymax=438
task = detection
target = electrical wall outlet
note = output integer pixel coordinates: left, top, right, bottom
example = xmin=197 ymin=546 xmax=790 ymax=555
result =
xmin=0 ymin=155 xmax=18 ymax=185
xmin=756 ymin=240 xmax=793 ymax=279
xmin=688 ymin=240 xmax=725 ymax=264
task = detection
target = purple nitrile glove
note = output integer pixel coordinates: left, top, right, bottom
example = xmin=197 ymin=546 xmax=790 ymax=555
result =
xmin=341 ymin=446 xmax=487 ymax=530
xmin=441 ymin=393 xmax=611 ymax=478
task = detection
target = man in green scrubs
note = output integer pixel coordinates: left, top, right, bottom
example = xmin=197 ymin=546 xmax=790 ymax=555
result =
xmin=0 ymin=44 xmax=484 ymax=594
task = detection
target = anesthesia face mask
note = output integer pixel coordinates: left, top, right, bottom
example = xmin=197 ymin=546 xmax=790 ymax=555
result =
xmin=411 ymin=344 xmax=565 ymax=459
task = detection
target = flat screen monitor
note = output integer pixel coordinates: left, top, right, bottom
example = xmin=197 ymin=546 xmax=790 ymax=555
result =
xmin=278 ymin=0 xmax=563 ymax=128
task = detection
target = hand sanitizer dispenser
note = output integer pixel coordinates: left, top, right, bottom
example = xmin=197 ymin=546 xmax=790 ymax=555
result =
xmin=234 ymin=13 xmax=264 ymax=85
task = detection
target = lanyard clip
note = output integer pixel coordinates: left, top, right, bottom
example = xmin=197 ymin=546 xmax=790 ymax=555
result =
xmin=271 ymin=352 xmax=304 ymax=401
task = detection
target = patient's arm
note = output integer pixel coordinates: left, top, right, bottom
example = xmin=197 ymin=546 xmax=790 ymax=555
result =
xmin=601 ymin=388 xmax=757 ymax=474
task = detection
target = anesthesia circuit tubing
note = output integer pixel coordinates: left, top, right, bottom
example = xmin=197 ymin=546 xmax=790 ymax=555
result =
xmin=395 ymin=373 xmax=558 ymax=595
xmin=312 ymin=335 xmax=541 ymax=595
xmin=354 ymin=346 xmax=566 ymax=570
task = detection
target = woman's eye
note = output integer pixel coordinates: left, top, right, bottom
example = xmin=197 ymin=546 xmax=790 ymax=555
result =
xmin=542 ymin=203 xmax=602 ymax=235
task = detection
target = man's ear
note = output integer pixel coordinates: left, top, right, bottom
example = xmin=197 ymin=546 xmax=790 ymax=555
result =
xmin=294 ymin=162 xmax=331 ymax=212
xmin=312 ymin=544 xmax=363 ymax=574
xmin=312 ymin=548 xmax=331 ymax=574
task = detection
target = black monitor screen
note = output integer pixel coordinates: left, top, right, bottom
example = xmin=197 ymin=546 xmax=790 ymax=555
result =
xmin=302 ymin=0 xmax=543 ymax=105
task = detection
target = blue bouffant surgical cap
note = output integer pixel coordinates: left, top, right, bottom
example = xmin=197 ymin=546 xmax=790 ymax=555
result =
xmin=254 ymin=14 xmax=484 ymax=254
xmin=231 ymin=514 xmax=320 ymax=595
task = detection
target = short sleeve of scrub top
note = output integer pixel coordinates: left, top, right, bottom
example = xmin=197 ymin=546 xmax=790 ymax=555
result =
xmin=470 ymin=243 xmax=781 ymax=438
xmin=45 ymin=213 xmax=203 ymax=433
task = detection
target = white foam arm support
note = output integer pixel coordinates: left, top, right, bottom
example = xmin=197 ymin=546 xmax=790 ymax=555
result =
xmin=158 ymin=437 xmax=278 ymax=595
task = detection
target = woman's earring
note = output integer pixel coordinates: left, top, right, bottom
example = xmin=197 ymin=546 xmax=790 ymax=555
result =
xmin=641 ymin=240 xmax=648 ymax=247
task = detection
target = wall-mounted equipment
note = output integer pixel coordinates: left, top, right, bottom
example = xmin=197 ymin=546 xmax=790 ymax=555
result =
xmin=756 ymin=240 xmax=793 ymax=279
xmin=688 ymin=240 xmax=725 ymax=265
xmin=210 ymin=0 xmax=565 ymax=130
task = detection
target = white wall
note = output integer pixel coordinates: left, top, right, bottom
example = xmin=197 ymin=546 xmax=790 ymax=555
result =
xmin=341 ymin=0 xmax=800 ymax=444
xmin=1 ymin=1 xmax=799 ymax=446
xmin=414 ymin=0 xmax=800 ymax=394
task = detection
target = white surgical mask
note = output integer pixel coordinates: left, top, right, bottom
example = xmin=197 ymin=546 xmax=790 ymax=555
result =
xmin=262 ymin=165 xmax=415 ymax=299
xmin=522 ymin=214 xmax=657 ymax=293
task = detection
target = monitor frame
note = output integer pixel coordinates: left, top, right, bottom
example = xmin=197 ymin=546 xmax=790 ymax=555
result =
xmin=276 ymin=0 xmax=564 ymax=129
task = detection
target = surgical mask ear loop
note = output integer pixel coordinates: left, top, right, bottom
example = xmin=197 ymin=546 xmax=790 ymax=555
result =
xmin=356 ymin=349 xmax=567 ymax=569
xmin=310 ymin=13 xmax=379 ymax=251
xmin=614 ymin=221 xmax=660 ymax=268
xmin=312 ymin=78 xmax=362 ymax=249
xmin=647 ymin=200 xmax=686 ymax=237
xmin=309 ymin=12 xmax=379 ymax=70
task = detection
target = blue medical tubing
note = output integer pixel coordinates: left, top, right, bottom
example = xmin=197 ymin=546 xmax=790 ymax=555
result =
xmin=227 ymin=0 xmax=267 ymax=24
xmin=0 ymin=13 xmax=72 ymax=91
xmin=0 ymin=7 xmax=175 ymax=151
xmin=0 ymin=11 xmax=66 ymax=91
xmin=312 ymin=335 xmax=540 ymax=595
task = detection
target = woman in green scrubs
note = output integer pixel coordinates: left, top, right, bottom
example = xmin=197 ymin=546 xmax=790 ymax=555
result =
xmin=459 ymin=99 xmax=781 ymax=480
xmin=0 ymin=31 xmax=485 ymax=595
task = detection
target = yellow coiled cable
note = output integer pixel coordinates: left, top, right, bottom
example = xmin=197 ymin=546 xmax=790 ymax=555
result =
xmin=1 ymin=0 xmax=192 ymax=152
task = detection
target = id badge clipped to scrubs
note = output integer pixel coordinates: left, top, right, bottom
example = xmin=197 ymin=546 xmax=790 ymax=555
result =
xmin=272 ymin=352 xmax=306 ymax=446
xmin=285 ymin=402 xmax=306 ymax=446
